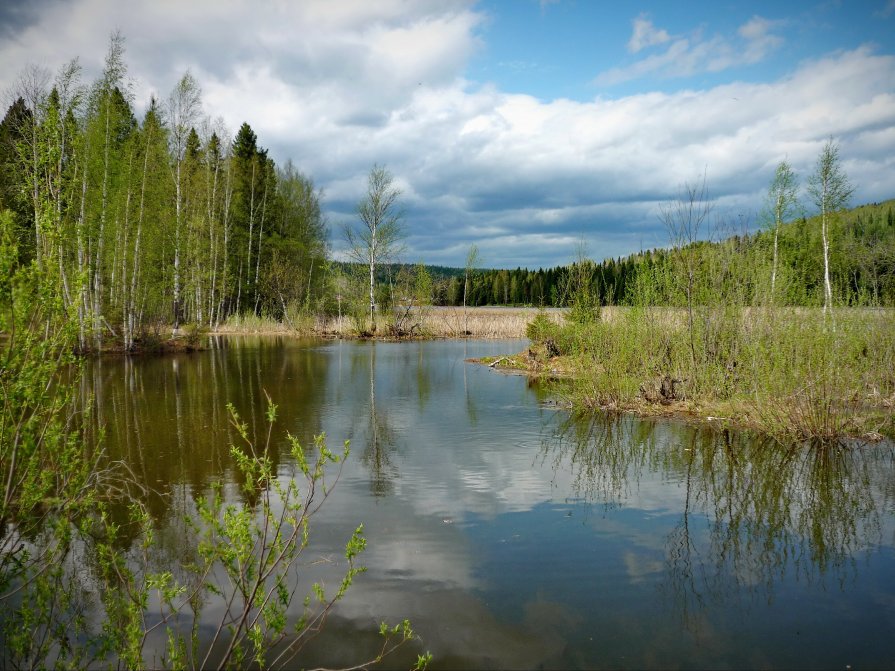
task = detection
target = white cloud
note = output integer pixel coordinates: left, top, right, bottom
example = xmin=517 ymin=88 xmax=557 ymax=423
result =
xmin=738 ymin=15 xmax=785 ymax=62
xmin=627 ymin=13 xmax=671 ymax=53
xmin=0 ymin=2 xmax=892 ymax=268
xmin=598 ymin=14 xmax=785 ymax=86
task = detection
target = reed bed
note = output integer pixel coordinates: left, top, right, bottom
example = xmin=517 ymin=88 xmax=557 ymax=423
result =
xmin=214 ymin=306 xmax=563 ymax=339
xmin=421 ymin=306 xmax=563 ymax=338
xmin=313 ymin=306 xmax=564 ymax=339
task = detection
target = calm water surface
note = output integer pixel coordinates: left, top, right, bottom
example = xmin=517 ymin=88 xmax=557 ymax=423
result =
xmin=87 ymin=336 xmax=895 ymax=669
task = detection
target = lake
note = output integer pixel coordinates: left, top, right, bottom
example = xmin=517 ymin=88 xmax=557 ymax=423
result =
xmin=85 ymin=336 xmax=895 ymax=669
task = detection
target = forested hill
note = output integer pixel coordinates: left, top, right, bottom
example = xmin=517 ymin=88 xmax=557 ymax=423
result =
xmin=424 ymin=199 xmax=895 ymax=308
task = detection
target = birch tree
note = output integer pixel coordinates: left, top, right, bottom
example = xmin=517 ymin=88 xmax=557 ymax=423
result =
xmin=344 ymin=165 xmax=404 ymax=328
xmin=660 ymin=174 xmax=712 ymax=371
xmin=167 ymin=71 xmax=202 ymax=332
xmin=463 ymin=243 xmax=480 ymax=333
xmin=766 ymin=160 xmax=798 ymax=300
xmin=83 ymin=31 xmax=130 ymax=348
xmin=807 ymin=138 xmax=854 ymax=315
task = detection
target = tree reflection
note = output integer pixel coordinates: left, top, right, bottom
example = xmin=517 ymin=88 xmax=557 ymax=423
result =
xmin=543 ymin=413 xmax=893 ymax=628
xmin=78 ymin=336 xmax=332 ymax=522
xmin=342 ymin=344 xmax=399 ymax=497
xmin=541 ymin=412 xmax=657 ymax=510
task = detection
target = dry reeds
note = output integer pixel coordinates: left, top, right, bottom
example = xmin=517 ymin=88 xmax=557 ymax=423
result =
xmin=314 ymin=306 xmax=564 ymax=339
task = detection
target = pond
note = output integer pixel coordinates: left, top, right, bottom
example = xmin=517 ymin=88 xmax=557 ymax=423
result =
xmin=84 ymin=336 xmax=895 ymax=669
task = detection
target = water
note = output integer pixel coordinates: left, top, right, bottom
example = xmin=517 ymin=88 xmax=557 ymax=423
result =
xmin=85 ymin=336 xmax=895 ymax=669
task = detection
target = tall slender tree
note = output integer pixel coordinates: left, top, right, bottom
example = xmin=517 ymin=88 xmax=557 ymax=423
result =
xmin=229 ymin=122 xmax=266 ymax=315
xmin=766 ymin=160 xmax=799 ymax=300
xmin=166 ymin=71 xmax=202 ymax=332
xmin=344 ymin=165 xmax=404 ymax=327
xmin=808 ymin=138 xmax=854 ymax=315
xmin=463 ymin=243 xmax=480 ymax=332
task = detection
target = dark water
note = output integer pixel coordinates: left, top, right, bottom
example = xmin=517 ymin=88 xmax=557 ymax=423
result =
xmin=85 ymin=336 xmax=895 ymax=669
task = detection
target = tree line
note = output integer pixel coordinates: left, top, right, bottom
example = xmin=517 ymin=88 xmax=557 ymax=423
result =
xmin=2 ymin=33 xmax=892 ymax=349
xmin=0 ymin=33 xmax=328 ymax=350
xmin=428 ymin=198 xmax=895 ymax=309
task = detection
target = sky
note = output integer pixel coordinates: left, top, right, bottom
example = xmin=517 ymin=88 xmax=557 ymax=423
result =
xmin=0 ymin=0 xmax=893 ymax=269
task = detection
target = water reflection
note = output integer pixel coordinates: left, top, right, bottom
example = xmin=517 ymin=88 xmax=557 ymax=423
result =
xmin=544 ymin=412 xmax=893 ymax=630
xmin=82 ymin=336 xmax=332 ymax=525
xmin=360 ymin=345 xmax=398 ymax=496
xmin=59 ymin=338 xmax=895 ymax=669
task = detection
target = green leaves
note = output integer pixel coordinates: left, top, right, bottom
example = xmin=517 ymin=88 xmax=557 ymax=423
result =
xmin=2 ymin=198 xmax=421 ymax=666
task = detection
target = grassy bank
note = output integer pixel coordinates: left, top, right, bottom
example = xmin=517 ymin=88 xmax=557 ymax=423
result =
xmin=215 ymin=306 xmax=563 ymax=339
xmin=517 ymin=306 xmax=895 ymax=442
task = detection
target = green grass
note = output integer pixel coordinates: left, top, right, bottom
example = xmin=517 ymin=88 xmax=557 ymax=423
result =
xmin=528 ymin=306 xmax=895 ymax=442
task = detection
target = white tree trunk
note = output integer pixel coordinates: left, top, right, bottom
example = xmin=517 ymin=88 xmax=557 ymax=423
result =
xmin=821 ymin=199 xmax=833 ymax=315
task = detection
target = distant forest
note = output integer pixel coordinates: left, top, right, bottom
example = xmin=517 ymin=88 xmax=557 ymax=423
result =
xmin=405 ymin=199 xmax=895 ymax=308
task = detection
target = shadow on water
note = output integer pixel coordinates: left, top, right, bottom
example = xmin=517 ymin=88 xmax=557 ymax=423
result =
xmin=542 ymin=411 xmax=895 ymax=633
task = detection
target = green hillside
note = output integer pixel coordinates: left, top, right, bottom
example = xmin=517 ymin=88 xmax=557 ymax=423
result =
xmin=445 ymin=199 xmax=895 ymax=308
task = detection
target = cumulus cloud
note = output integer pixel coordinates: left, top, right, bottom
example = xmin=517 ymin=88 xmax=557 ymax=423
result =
xmin=0 ymin=1 xmax=892 ymax=268
xmin=598 ymin=14 xmax=785 ymax=86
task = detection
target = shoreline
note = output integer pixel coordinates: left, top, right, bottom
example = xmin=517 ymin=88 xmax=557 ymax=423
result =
xmin=474 ymin=345 xmax=892 ymax=444
xmin=96 ymin=306 xmax=560 ymax=352
xmin=80 ymin=306 xmax=893 ymax=443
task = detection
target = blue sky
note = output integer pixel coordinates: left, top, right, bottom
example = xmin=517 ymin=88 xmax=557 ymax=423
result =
xmin=474 ymin=1 xmax=893 ymax=99
xmin=0 ymin=0 xmax=893 ymax=269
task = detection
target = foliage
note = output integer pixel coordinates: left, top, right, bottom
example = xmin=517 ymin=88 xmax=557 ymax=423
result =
xmin=0 ymin=209 xmax=92 ymax=587
xmin=0 ymin=202 xmax=427 ymax=666
xmin=387 ymin=263 xmax=433 ymax=337
xmin=561 ymin=242 xmax=602 ymax=325
xmin=344 ymin=165 xmax=405 ymax=330
xmin=807 ymin=137 xmax=855 ymax=314
xmin=765 ymin=159 xmax=800 ymax=300
xmin=0 ymin=36 xmax=329 ymax=350
xmin=0 ymin=207 xmax=114 ymax=667
xmin=524 ymin=147 xmax=894 ymax=441
xmin=91 ymin=397 xmax=428 ymax=670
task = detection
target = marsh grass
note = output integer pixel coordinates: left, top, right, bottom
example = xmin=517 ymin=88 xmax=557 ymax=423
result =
xmin=312 ymin=306 xmax=563 ymax=339
xmin=535 ymin=305 xmax=895 ymax=441
xmin=213 ymin=306 xmax=558 ymax=339
xmin=421 ymin=307 xmax=563 ymax=338
xmin=739 ymin=308 xmax=895 ymax=441
xmin=215 ymin=310 xmax=320 ymax=335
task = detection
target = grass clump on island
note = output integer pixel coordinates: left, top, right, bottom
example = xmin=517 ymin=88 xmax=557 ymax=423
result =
xmin=496 ymin=161 xmax=895 ymax=443
xmin=520 ymin=306 xmax=894 ymax=442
